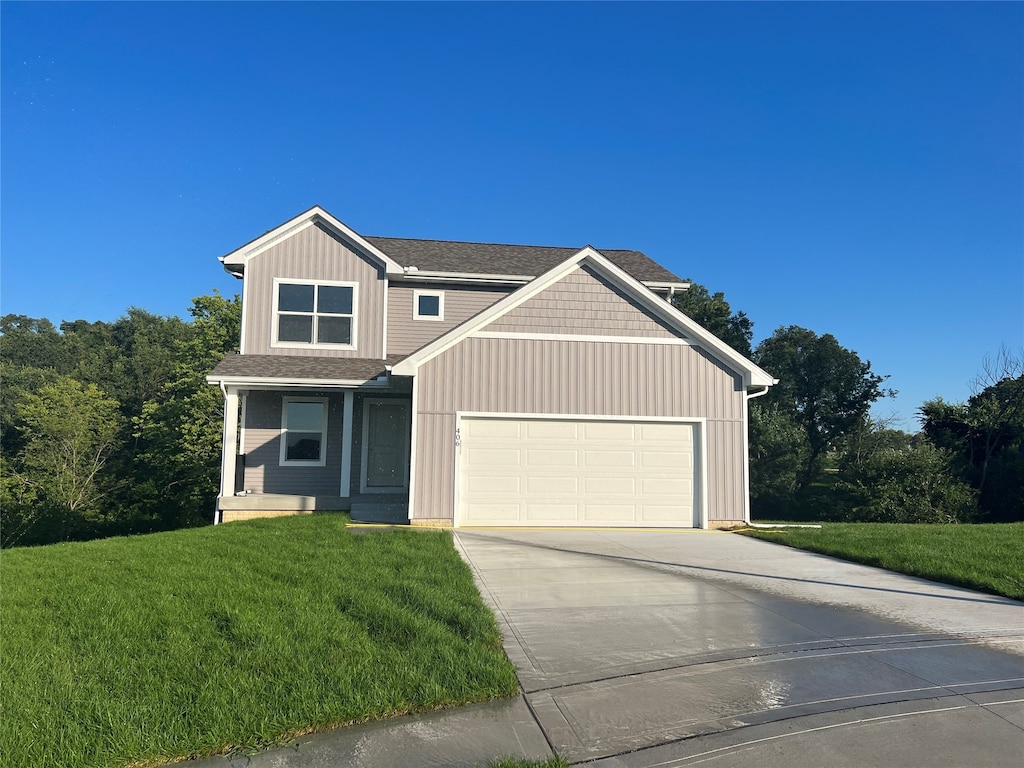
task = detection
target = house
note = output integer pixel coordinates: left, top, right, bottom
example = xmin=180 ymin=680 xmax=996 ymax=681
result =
xmin=206 ymin=206 xmax=775 ymax=528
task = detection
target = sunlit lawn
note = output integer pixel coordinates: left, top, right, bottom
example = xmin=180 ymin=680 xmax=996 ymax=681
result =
xmin=0 ymin=516 xmax=518 ymax=768
xmin=740 ymin=522 xmax=1024 ymax=600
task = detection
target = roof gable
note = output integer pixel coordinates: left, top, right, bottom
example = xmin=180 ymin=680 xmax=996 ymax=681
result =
xmin=220 ymin=206 xmax=403 ymax=276
xmin=391 ymin=247 xmax=775 ymax=389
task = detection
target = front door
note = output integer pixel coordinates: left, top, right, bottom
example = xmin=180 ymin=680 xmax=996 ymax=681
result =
xmin=361 ymin=399 xmax=410 ymax=492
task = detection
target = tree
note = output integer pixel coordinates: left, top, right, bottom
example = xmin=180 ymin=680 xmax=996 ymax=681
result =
xmin=672 ymin=281 xmax=754 ymax=357
xmin=920 ymin=349 xmax=1024 ymax=521
xmin=134 ymin=292 xmax=241 ymax=529
xmin=3 ymin=376 xmax=122 ymax=544
xmin=748 ymin=402 xmax=808 ymax=516
xmin=753 ymin=326 xmax=893 ymax=488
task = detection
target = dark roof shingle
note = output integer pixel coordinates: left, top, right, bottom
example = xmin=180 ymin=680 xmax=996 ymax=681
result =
xmin=209 ymin=354 xmax=406 ymax=382
xmin=364 ymin=236 xmax=681 ymax=284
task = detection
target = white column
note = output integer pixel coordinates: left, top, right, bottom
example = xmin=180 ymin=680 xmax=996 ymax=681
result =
xmin=219 ymin=386 xmax=240 ymax=505
xmin=340 ymin=390 xmax=354 ymax=498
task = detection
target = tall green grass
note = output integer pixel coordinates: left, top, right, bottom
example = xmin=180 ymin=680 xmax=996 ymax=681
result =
xmin=0 ymin=516 xmax=518 ymax=767
xmin=741 ymin=522 xmax=1024 ymax=600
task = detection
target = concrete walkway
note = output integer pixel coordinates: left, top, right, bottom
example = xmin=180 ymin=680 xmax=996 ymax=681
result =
xmin=454 ymin=529 xmax=1024 ymax=767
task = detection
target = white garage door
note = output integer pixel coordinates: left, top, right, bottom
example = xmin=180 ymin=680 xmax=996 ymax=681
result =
xmin=457 ymin=416 xmax=698 ymax=527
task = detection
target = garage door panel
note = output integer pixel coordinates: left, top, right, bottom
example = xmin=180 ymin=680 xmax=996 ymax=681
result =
xmin=458 ymin=417 xmax=697 ymax=528
xmin=526 ymin=476 xmax=579 ymax=494
xmin=585 ymin=450 xmax=636 ymax=467
xmin=527 ymin=421 xmax=579 ymax=439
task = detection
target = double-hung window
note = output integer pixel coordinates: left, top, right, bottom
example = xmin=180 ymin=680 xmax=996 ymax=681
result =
xmin=274 ymin=279 xmax=357 ymax=348
xmin=280 ymin=397 xmax=328 ymax=466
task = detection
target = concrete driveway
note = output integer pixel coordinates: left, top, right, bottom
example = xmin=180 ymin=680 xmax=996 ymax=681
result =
xmin=455 ymin=529 xmax=1024 ymax=767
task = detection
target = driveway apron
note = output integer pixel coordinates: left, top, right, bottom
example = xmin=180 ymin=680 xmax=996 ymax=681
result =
xmin=454 ymin=529 xmax=1024 ymax=767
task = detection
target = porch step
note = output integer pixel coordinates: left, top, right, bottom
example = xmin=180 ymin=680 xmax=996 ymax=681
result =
xmin=349 ymin=502 xmax=409 ymax=525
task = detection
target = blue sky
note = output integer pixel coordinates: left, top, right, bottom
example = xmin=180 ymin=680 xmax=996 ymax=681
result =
xmin=2 ymin=2 xmax=1021 ymax=428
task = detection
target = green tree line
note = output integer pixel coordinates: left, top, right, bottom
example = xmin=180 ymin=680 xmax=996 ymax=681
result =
xmin=1 ymin=294 xmax=240 ymax=547
xmin=675 ymin=284 xmax=1023 ymax=525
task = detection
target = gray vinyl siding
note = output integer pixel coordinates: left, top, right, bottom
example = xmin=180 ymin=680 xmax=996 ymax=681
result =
xmin=411 ymin=337 xmax=747 ymax=523
xmin=242 ymin=222 xmax=386 ymax=357
xmin=487 ymin=265 xmax=678 ymax=337
xmin=386 ymin=282 xmax=509 ymax=355
xmin=242 ymin=390 xmax=346 ymax=496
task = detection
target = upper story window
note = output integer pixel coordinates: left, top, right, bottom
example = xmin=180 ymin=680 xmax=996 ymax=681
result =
xmin=413 ymin=289 xmax=444 ymax=321
xmin=273 ymin=279 xmax=357 ymax=348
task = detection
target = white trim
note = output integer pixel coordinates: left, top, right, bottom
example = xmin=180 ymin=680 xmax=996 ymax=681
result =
xmin=207 ymin=376 xmax=389 ymax=389
xmin=359 ymin=398 xmax=411 ymax=493
xmin=453 ymin=412 xmax=708 ymax=529
xmin=407 ymin=377 xmax=420 ymax=520
xmin=219 ymin=386 xmax=240 ymax=500
xmin=381 ymin=276 xmax=389 ymax=356
xmin=472 ymin=331 xmax=693 ymax=346
xmin=271 ymin=278 xmax=359 ymax=351
xmin=340 ymin=391 xmax=354 ymax=498
xmin=279 ymin=396 xmax=329 ymax=467
xmin=239 ymin=270 xmax=249 ymax=355
xmin=391 ymin=248 xmax=775 ymax=388
xmin=413 ymin=289 xmax=445 ymax=321
xmin=220 ymin=206 xmax=403 ymax=275
xmin=395 ymin=270 xmax=534 ymax=284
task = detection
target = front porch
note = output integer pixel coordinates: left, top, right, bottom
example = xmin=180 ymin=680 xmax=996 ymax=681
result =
xmin=218 ymin=492 xmax=410 ymax=524
xmin=214 ymin=381 xmax=413 ymax=525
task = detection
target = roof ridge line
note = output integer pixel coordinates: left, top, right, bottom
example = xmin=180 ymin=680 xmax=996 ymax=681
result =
xmin=365 ymin=234 xmax=641 ymax=253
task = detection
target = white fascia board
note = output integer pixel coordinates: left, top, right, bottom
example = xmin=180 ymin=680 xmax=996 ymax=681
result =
xmin=392 ymin=246 xmax=775 ymax=388
xmin=220 ymin=206 xmax=404 ymax=275
xmin=392 ymin=271 xmax=533 ymax=285
xmin=644 ymin=281 xmax=691 ymax=291
xmin=205 ymin=375 xmax=391 ymax=389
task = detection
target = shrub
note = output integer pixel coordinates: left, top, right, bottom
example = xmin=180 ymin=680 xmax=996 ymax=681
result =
xmin=838 ymin=441 xmax=978 ymax=523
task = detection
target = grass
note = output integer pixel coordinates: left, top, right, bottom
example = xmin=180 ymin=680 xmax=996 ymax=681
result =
xmin=0 ymin=515 xmax=519 ymax=768
xmin=740 ymin=522 xmax=1024 ymax=600
xmin=489 ymin=758 xmax=570 ymax=768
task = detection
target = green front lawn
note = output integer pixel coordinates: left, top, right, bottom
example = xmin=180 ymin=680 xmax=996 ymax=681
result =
xmin=740 ymin=522 xmax=1024 ymax=600
xmin=0 ymin=516 xmax=519 ymax=768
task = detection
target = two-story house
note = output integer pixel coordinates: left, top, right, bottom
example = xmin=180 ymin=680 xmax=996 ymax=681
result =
xmin=206 ymin=206 xmax=775 ymax=528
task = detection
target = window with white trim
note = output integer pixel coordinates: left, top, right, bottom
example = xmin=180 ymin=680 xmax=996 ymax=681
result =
xmin=274 ymin=279 xmax=357 ymax=347
xmin=280 ymin=397 xmax=328 ymax=466
xmin=413 ymin=289 xmax=444 ymax=321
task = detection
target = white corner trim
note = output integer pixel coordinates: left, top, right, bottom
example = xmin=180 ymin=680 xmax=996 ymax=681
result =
xmin=279 ymin=396 xmax=329 ymax=468
xmin=407 ymin=378 xmax=420 ymax=520
xmin=413 ymin=289 xmax=445 ymax=321
xmin=381 ymin=277 xmax=389 ymax=356
xmin=471 ymin=331 xmax=693 ymax=346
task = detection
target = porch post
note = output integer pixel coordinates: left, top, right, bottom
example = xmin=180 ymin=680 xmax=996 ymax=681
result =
xmin=340 ymin=390 xmax=354 ymax=498
xmin=218 ymin=385 xmax=240 ymax=515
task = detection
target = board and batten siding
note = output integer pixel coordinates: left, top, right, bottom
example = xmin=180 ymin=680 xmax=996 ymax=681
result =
xmin=243 ymin=222 xmax=386 ymax=357
xmin=242 ymin=390 xmax=346 ymax=496
xmin=486 ymin=265 xmax=678 ymax=337
xmin=411 ymin=337 xmax=747 ymax=524
xmin=387 ymin=282 xmax=509 ymax=355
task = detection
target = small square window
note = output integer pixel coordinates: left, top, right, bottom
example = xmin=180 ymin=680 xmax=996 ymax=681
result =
xmin=413 ymin=290 xmax=444 ymax=321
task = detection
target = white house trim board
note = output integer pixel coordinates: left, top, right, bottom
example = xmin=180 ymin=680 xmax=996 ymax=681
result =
xmin=453 ymin=412 xmax=708 ymax=529
xmin=407 ymin=376 xmax=420 ymax=519
xmin=206 ymin=377 xmax=390 ymax=389
xmin=472 ymin=331 xmax=693 ymax=346
xmin=392 ymin=249 xmax=774 ymax=389
xmin=220 ymin=206 xmax=404 ymax=275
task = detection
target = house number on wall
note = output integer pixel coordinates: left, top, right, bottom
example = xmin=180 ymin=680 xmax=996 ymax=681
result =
xmin=454 ymin=428 xmax=461 ymax=449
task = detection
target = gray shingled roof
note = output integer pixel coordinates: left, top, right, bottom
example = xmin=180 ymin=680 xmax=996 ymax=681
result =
xmin=364 ymin=236 xmax=682 ymax=283
xmin=209 ymin=354 xmax=407 ymax=381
